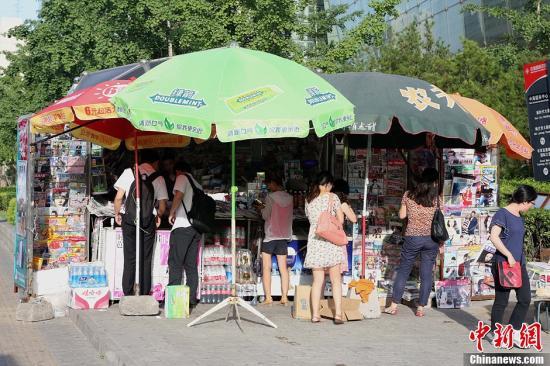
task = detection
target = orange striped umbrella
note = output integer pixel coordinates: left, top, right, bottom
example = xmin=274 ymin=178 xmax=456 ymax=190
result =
xmin=452 ymin=94 xmax=533 ymax=160
xmin=30 ymin=80 xmax=191 ymax=150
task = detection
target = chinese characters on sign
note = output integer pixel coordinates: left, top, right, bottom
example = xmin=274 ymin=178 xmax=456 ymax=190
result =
xmin=524 ymin=60 xmax=550 ymax=181
xmin=399 ymin=85 xmax=455 ymax=112
xmin=469 ymin=321 xmax=543 ymax=352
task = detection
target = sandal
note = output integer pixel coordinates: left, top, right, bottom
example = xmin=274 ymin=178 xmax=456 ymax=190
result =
xmin=261 ymin=299 xmax=274 ymax=306
xmin=415 ymin=309 xmax=425 ymax=317
xmin=383 ymin=307 xmax=398 ymax=315
xmin=311 ymin=316 xmax=321 ymax=323
xmin=280 ymin=299 xmax=289 ymax=307
xmin=333 ymin=315 xmax=345 ymax=325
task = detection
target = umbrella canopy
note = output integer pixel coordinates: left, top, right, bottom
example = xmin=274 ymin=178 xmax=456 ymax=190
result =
xmin=111 ymin=46 xmax=355 ymax=141
xmin=30 ymin=80 xmax=190 ymax=150
xmin=321 ymin=72 xmax=490 ymax=148
xmin=452 ymin=94 xmax=533 ymax=160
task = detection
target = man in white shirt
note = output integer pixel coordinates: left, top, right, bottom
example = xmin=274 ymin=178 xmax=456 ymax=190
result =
xmin=168 ymin=160 xmax=202 ymax=306
xmin=114 ymin=150 xmax=168 ymax=296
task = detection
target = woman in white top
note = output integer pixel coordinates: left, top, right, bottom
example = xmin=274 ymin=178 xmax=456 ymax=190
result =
xmin=257 ymin=173 xmax=293 ymax=305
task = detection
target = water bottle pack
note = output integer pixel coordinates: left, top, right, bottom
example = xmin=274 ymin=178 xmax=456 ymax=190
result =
xmin=200 ymin=284 xmax=232 ymax=304
xmin=69 ymin=263 xmax=108 ymax=288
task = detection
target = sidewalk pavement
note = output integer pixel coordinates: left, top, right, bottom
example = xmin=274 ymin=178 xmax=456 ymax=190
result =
xmin=0 ymin=223 xmax=106 ymax=366
xmin=1 ymin=222 xmax=548 ymax=366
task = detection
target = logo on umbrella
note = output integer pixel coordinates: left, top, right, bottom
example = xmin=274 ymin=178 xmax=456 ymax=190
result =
xmin=150 ymin=88 xmax=206 ymax=109
xmin=255 ymin=124 xmax=268 ymax=135
xmin=164 ymin=118 xmax=175 ymax=131
xmin=305 ymin=87 xmax=336 ymax=106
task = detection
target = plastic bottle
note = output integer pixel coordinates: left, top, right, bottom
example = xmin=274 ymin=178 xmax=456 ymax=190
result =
xmin=74 ymin=266 xmax=81 ymax=288
xmin=214 ymin=285 xmax=222 ymax=304
xmin=205 ymin=285 xmax=212 ymax=304
xmin=69 ymin=266 xmax=75 ymax=287
xmin=99 ymin=268 xmax=107 ymax=287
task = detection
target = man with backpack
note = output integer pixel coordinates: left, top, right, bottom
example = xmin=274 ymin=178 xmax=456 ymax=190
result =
xmin=168 ymin=160 xmax=213 ymax=306
xmin=114 ymin=150 xmax=168 ymax=296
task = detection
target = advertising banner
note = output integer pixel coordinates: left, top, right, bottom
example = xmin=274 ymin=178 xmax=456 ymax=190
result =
xmin=524 ymin=60 xmax=550 ymax=181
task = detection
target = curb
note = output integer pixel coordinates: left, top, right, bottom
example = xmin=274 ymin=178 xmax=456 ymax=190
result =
xmin=68 ymin=308 xmax=135 ymax=366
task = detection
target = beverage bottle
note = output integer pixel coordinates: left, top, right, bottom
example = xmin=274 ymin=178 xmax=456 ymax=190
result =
xmin=99 ymin=268 xmax=107 ymax=287
xmin=69 ymin=266 xmax=74 ymax=287
xmin=214 ymin=285 xmax=220 ymax=304
xmin=205 ymin=285 xmax=212 ymax=304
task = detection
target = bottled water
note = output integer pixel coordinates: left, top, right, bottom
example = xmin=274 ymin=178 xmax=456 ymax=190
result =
xmin=99 ymin=268 xmax=107 ymax=287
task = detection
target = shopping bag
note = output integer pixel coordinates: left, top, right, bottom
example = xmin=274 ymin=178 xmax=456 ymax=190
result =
xmin=165 ymin=285 xmax=190 ymax=318
xmin=498 ymin=262 xmax=522 ymax=288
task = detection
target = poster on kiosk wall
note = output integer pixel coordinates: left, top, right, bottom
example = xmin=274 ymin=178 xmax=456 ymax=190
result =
xmin=524 ymin=60 xmax=550 ymax=181
xmin=14 ymin=116 xmax=31 ymax=290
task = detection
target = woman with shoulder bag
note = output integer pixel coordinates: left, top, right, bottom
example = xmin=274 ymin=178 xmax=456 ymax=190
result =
xmin=304 ymin=172 xmax=346 ymax=324
xmin=488 ymin=185 xmax=536 ymax=346
xmin=384 ymin=168 xmax=442 ymax=317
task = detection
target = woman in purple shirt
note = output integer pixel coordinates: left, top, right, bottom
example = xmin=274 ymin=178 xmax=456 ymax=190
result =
xmin=489 ymin=185 xmax=537 ymax=346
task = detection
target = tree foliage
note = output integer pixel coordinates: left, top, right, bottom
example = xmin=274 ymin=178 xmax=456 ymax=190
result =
xmin=464 ymin=0 xmax=550 ymax=55
xmin=366 ymin=21 xmax=545 ymax=178
xmin=0 ymin=0 xmax=398 ymax=163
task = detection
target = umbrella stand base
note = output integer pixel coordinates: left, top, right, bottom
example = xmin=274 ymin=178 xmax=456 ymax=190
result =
xmin=119 ymin=295 xmax=160 ymax=316
xmin=187 ymin=296 xmax=277 ymax=330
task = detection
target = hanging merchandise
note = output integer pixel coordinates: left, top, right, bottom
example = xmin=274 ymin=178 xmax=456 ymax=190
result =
xmin=32 ymin=137 xmax=89 ymax=269
xmin=441 ymin=147 xmax=500 ymax=302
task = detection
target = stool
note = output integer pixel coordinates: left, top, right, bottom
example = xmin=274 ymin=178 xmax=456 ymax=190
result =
xmin=534 ymin=298 xmax=550 ymax=333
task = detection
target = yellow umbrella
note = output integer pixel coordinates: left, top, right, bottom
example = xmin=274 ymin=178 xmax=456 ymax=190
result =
xmin=452 ymin=94 xmax=533 ymax=160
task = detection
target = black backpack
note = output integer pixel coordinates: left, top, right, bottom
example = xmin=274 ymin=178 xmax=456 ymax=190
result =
xmin=123 ymin=171 xmax=161 ymax=228
xmin=182 ymin=174 xmax=216 ymax=233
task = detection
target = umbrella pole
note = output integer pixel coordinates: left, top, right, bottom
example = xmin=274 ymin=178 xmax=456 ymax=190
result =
xmin=188 ymin=141 xmax=276 ymax=329
xmin=361 ymin=134 xmax=372 ymax=279
xmin=134 ymin=132 xmax=141 ymax=296
xmin=231 ymin=141 xmax=237 ymax=297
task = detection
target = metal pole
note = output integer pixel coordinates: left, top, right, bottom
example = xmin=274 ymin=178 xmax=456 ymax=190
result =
xmin=231 ymin=141 xmax=237 ymax=297
xmin=361 ymin=134 xmax=372 ymax=278
xmin=133 ymin=132 xmax=141 ymax=295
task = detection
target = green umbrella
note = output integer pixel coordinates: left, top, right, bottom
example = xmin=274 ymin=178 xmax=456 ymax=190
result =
xmin=112 ymin=46 xmax=354 ymax=141
xmin=111 ymin=45 xmax=355 ymax=329
xmin=321 ymin=72 xmax=490 ymax=147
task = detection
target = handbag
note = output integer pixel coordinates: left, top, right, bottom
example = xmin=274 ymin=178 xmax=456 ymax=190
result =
xmin=315 ymin=194 xmax=348 ymax=246
xmin=431 ymin=197 xmax=449 ymax=243
xmin=498 ymin=261 xmax=522 ymax=288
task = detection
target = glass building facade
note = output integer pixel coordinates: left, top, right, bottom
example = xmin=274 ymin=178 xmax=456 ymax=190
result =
xmin=327 ymin=0 xmax=549 ymax=52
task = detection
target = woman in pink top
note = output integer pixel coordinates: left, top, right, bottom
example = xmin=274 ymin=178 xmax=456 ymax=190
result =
xmin=384 ymin=168 xmax=442 ymax=317
xmin=258 ymin=172 xmax=293 ymax=306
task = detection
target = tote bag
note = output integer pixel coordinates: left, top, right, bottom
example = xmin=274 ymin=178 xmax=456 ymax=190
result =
xmin=315 ymin=194 xmax=348 ymax=246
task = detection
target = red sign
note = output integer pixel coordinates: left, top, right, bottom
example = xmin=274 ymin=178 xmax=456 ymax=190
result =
xmin=524 ymin=60 xmax=548 ymax=92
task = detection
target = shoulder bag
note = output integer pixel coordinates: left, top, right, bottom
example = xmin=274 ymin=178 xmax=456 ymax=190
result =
xmin=316 ymin=194 xmax=348 ymax=246
xmin=431 ymin=197 xmax=449 ymax=243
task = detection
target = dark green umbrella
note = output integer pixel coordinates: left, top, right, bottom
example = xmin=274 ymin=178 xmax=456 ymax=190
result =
xmin=322 ymin=72 xmax=490 ymax=148
xmin=321 ymin=72 xmax=490 ymax=279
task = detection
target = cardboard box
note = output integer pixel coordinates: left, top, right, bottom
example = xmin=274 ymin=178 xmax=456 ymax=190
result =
xmin=165 ymin=285 xmax=189 ymax=318
xmin=69 ymin=287 xmax=110 ymax=309
xmin=319 ymin=297 xmax=363 ymax=321
xmin=32 ymin=267 xmax=69 ymax=296
xmin=292 ymin=285 xmax=312 ymax=320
